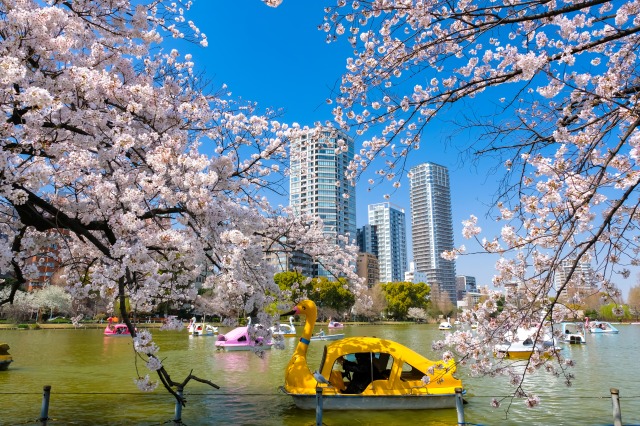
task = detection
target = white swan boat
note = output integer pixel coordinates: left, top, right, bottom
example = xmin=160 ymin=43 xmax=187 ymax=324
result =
xmin=494 ymin=326 xmax=560 ymax=359
xmin=558 ymin=322 xmax=587 ymax=344
xmin=270 ymin=316 xmax=296 ymax=337
xmin=585 ymin=318 xmax=619 ymax=334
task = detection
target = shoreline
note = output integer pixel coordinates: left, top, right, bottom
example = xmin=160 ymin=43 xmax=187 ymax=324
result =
xmin=0 ymin=320 xmax=419 ymax=330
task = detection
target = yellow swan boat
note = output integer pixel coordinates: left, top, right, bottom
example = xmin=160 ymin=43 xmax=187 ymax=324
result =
xmin=0 ymin=343 xmax=12 ymax=371
xmin=281 ymin=300 xmax=463 ymax=410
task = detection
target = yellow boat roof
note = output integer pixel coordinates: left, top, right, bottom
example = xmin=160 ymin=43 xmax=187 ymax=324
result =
xmin=321 ymin=336 xmax=449 ymax=369
xmin=323 ymin=337 xmax=411 ymax=356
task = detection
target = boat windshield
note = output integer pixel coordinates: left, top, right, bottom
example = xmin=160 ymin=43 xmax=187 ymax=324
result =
xmin=400 ymin=361 xmax=426 ymax=381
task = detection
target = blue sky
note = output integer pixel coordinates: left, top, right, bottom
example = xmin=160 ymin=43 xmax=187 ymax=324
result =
xmin=176 ymin=1 xmax=634 ymax=297
xmin=176 ymin=1 xmax=515 ymax=288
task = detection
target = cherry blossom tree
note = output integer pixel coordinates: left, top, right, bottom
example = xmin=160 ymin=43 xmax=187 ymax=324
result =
xmin=35 ymin=285 xmax=72 ymax=320
xmin=315 ymin=0 xmax=640 ymax=409
xmin=0 ymin=0 xmax=359 ymax=403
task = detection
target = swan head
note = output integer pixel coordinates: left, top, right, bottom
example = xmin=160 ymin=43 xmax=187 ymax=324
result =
xmin=283 ymin=299 xmax=317 ymax=321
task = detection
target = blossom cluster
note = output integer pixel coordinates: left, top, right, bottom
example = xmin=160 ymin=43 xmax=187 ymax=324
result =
xmin=320 ymin=0 xmax=636 ymax=408
xmin=0 ymin=0 xmax=361 ymax=396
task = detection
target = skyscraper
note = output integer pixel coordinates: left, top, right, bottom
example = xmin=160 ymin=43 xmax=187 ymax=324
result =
xmin=356 ymin=252 xmax=380 ymax=288
xmin=456 ymin=275 xmax=477 ymax=301
xmin=289 ymin=127 xmax=356 ymax=277
xmin=356 ymin=224 xmax=378 ymax=256
xmin=368 ymin=202 xmax=407 ymax=283
xmin=553 ymin=258 xmax=596 ymax=299
xmin=409 ymin=162 xmax=457 ymax=304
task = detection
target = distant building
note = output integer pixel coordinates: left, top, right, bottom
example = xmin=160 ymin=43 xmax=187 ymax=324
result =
xmin=405 ymin=262 xmax=428 ymax=284
xmin=265 ymin=248 xmax=314 ymax=278
xmin=456 ymin=275 xmax=477 ymax=301
xmin=356 ymin=252 xmax=380 ymax=288
xmin=356 ymin=224 xmax=378 ymax=257
xmin=409 ymin=162 xmax=456 ymax=304
xmin=368 ymin=202 xmax=407 ymax=283
xmin=289 ymin=127 xmax=356 ymax=278
xmin=24 ymin=229 xmax=70 ymax=291
xmin=554 ymin=258 xmax=597 ymax=299
xmin=457 ymin=291 xmax=482 ymax=310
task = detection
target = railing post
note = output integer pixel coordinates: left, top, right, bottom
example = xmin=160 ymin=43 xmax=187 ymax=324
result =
xmin=315 ymin=386 xmax=323 ymax=426
xmin=611 ymin=388 xmax=622 ymax=426
xmin=40 ymin=385 xmax=51 ymax=426
xmin=455 ymin=387 xmax=465 ymax=425
xmin=173 ymin=386 xmax=184 ymax=424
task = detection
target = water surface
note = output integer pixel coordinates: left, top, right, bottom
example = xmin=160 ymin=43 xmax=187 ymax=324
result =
xmin=0 ymin=324 xmax=638 ymax=425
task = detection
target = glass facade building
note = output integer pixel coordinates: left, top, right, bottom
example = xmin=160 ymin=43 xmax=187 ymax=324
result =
xmin=409 ymin=162 xmax=457 ymax=304
xmin=368 ymin=202 xmax=407 ymax=283
xmin=356 ymin=224 xmax=378 ymax=257
xmin=289 ymin=127 xmax=356 ymax=277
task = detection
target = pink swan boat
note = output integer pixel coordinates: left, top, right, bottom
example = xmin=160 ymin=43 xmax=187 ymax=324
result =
xmin=104 ymin=323 xmax=132 ymax=336
xmin=215 ymin=318 xmax=272 ymax=351
xmin=328 ymin=317 xmax=345 ymax=329
xmin=104 ymin=317 xmax=135 ymax=336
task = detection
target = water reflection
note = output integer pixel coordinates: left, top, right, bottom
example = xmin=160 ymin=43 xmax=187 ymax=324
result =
xmin=214 ymin=351 xmax=270 ymax=374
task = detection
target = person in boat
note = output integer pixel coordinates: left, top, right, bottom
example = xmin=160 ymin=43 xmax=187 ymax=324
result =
xmin=339 ymin=353 xmax=374 ymax=394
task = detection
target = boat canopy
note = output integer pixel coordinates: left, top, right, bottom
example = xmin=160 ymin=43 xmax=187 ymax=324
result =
xmin=218 ymin=326 xmax=248 ymax=342
xmin=301 ymin=336 xmax=462 ymax=397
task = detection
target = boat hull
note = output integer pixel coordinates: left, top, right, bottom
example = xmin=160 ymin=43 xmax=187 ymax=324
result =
xmin=310 ymin=333 xmax=344 ymax=341
xmin=587 ymin=321 xmax=619 ymax=334
xmin=562 ymin=335 xmax=586 ymax=344
xmin=284 ymin=390 xmax=457 ymax=410
xmin=494 ymin=342 xmax=560 ymax=359
xmin=215 ymin=343 xmax=272 ymax=351
xmin=104 ymin=324 xmax=132 ymax=336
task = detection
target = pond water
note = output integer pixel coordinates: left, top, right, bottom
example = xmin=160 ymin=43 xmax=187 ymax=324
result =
xmin=0 ymin=323 xmax=639 ymax=425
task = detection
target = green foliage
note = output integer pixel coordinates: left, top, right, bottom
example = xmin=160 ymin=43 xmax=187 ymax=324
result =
xmin=309 ymin=277 xmax=355 ymax=314
xmin=47 ymin=317 xmax=71 ymax=324
xmin=113 ymin=296 xmax=131 ymax=318
xmin=28 ymin=323 xmax=40 ymax=330
xmin=17 ymin=324 xmax=28 ymax=329
xmin=599 ymin=303 xmax=630 ymax=321
xmin=584 ymin=308 xmax=599 ymax=319
xmin=274 ymin=271 xmax=312 ymax=303
xmin=381 ymin=282 xmax=430 ymax=320
xmin=491 ymin=296 xmax=505 ymax=318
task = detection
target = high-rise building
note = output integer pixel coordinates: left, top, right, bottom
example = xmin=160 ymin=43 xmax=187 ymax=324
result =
xmin=23 ymin=229 xmax=71 ymax=291
xmin=356 ymin=224 xmax=378 ymax=256
xmin=356 ymin=252 xmax=380 ymax=288
xmin=368 ymin=202 xmax=407 ymax=283
xmin=289 ymin=127 xmax=356 ymax=278
xmin=554 ymin=258 xmax=597 ymax=299
xmin=405 ymin=261 xmax=428 ymax=284
xmin=456 ymin=275 xmax=477 ymax=301
xmin=409 ymin=162 xmax=457 ymax=304
xmin=264 ymin=247 xmax=315 ymax=278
